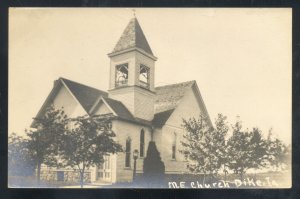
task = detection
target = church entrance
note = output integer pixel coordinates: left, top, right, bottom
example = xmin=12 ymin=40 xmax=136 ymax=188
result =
xmin=96 ymin=155 xmax=112 ymax=183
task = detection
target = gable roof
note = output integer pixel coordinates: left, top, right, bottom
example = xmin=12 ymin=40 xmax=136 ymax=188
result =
xmin=31 ymin=77 xmax=108 ymax=128
xmin=111 ymin=17 xmax=154 ymax=56
xmin=154 ymin=80 xmax=195 ymax=113
xmin=32 ymin=77 xmax=210 ymax=129
xmin=91 ymin=97 xmax=151 ymax=126
xmin=102 ymin=97 xmax=135 ymax=121
xmin=153 ymin=80 xmax=213 ymax=128
xmin=152 ymin=109 xmax=175 ymax=128
xmin=60 ymin=78 xmax=108 ymax=113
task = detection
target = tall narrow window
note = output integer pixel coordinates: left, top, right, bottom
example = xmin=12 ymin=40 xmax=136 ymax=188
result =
xmin=172 ymin=132 xmax=177 ymax=160
xmin=125 ymin=137 xmax=131 ymax=167
xmin=140 ymin=129 xmax=145 ymax=157
xmin=115 ymin=63 xmax=128 ymax=87
xmin=139 ymin=64 xmax=150 ymax=89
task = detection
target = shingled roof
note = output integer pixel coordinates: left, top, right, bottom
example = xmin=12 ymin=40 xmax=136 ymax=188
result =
xmin=59 ymin=78 xmax=150 ymax=126
xmin=34 ymin=77 xmax=199 ymax=128
xmin=102 ymin=97 xmax=135 ymax=121
xmin=61 ymin=78 xmax=195 ymax=126
xmin=111 ymin=17 xmax=153 ymax=56
xmin=60 ymin=78 xmax=108 ymax=113
xmin=154 ymin=80 xmax=196 ymax=114
xmin=152 ymin=109 xmax=175 ymax=128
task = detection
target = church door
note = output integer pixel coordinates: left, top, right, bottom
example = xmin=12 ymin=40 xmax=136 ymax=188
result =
xmin=96 ymin=155 xmax=112 ymax=183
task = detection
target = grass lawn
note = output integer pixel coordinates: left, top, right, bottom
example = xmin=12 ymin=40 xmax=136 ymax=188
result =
xmin=8 ymin=176 xmax=81 ymax=188
xmin=8 ymin=170 xmax=291 ymax=188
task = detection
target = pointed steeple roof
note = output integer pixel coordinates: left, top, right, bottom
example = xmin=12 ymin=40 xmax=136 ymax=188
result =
xmin=111 ymin=17 xmax=154 ymax=56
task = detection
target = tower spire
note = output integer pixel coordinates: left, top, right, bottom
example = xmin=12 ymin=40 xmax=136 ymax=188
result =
xmin=108 ymin=16 xmax=157 ymax=121
xmin=110 ymin=17 xmax=154 ymax=57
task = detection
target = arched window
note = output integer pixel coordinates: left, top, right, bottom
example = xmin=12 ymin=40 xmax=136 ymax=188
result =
xmin=140 ymin=129 xmax=145 ymax=157
xmin=125 ymin=137 xmax=131 ymax=167
xmin=172 ymin=132 xmax=177 ymax=160
xmin=139 ymin=65 xmax=150 ymax=89
xmin=115 ymin=63 xmax=128 ymax=87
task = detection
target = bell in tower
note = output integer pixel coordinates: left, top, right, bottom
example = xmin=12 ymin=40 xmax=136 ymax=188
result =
xmin=107 ymin=17 xmax=157 ymax=121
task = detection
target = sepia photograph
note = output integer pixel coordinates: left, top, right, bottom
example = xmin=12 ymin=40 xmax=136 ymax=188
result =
xmin=8 ymin=8 xmax=291 ymax=188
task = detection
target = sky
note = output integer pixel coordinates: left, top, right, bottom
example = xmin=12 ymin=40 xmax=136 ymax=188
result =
xmin=9 ymin=8 xmax=292 ymax=144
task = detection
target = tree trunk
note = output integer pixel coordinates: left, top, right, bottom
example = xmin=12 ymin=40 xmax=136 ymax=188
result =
xmin=37 ymin=161 xmax=41 ymax=186
xmin=224 ymin=167 xmax=228 ymax=182
xmin=80 ymin=171 xmax=84 ymax=188
xmin=239 ymin=171 xmax=244 ymax=181
xmin=202 ymin=173 xmax=206 ymax=185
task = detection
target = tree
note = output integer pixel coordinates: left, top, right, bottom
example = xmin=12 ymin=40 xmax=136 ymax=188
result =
xmin=57 ymin=114 xmax=123 ymax=188
xmin=26 ymin=105 xmax=67 ymax=184
xmin=248 ymin=128 xmax=268 ymax=172
xmin=227 ymin=121 xmax=252 ymax=180
xmin=227 ymin=121 xmax=269 ymax=180
xmin=214 ymin=114 xmax=230 ymax=178
xmin=180 ymin=114 xmax=228 ymax=183
xmin=8 ymin=133 xmax=35 ymax=176
xmin=143 ymin=141 xmax=165 ymax=187
xmin=266 ymin=129 xmax=290 ymax=171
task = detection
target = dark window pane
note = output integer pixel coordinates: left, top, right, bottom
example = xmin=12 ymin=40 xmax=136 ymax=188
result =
xmin=172 ymin=145 xmax=176 ymax=159
xmin=125 ymin=138 xmax=131 ymax=167
xmin=140 ymin=129 xmax=145 ymax=157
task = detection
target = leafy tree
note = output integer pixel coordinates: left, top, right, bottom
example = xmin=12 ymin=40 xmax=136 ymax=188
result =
xmin=266 ymin=129 xmax=290 ymax=171
xmin=57 ymin=114 xmax=123 ymax=188
xmin=227 ymin=122 xmax=269 ymax=180
xmin=180 ymin=114 xmax=228 ymax=183
xmin=227 ymin=121 xmax=252 ymax=180
xmin=214 ymin=114 xmax=230 ymax=177
xmin=143 ymin=141 xmax=165 ymax=187
xmin=181 ymin=113 xmax=290 ymax=182
xmin=8 ymin=133 xmax=35 ymax=176
xmin=26 ymin=105 xmax=67 ymax=184
xmin=248 ymin=128 xmax=268 ymax=171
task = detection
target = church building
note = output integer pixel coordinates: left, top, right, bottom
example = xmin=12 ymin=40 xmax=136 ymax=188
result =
xmin=33 ymin=17 xmax=211 ymax=184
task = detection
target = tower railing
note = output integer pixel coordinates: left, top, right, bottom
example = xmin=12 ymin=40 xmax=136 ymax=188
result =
xmin=115 ymin=79 xmax=128 ymax=87
xmin=139 ymin=80 xmax=149 ymax=89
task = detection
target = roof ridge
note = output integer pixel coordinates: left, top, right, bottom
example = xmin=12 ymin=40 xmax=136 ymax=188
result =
xmin=102 ymin=97 xmax=135 ymax=120
xmin=102 ymin=96 xmax=122 ymax=103
xmin=59 ymin=77 xmax=108 ymax=113
xmin=155 ymin=80 xmax=196 ymax=90
xmin=59 ymin=77 xmax=107 ymax=94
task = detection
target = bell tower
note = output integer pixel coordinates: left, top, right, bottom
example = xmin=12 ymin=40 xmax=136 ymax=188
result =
xmin=108 ymin=17 xmax=157 ymax=121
